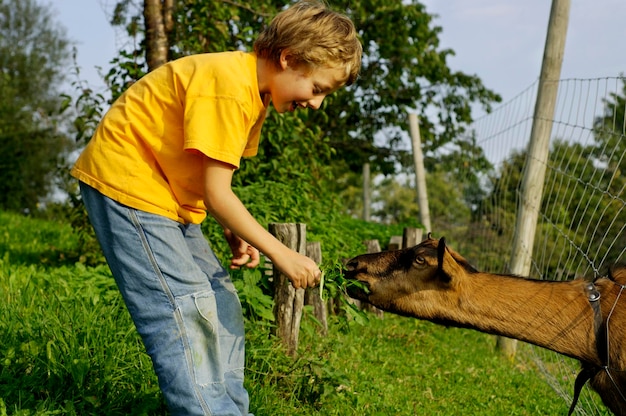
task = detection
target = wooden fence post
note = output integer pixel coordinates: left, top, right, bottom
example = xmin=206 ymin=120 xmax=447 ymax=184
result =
xmin=269 ymin=223 xmax=306 ymax=356
xmin=408 ymin=113 xmax=432 ymax=233
xmin=361 ymin=239 xmax=384 ymax=318
xmin=363 ymin=162 xmax=371 ymax=221
xmin=402 ymin=227 xmax=423 ymax=248
xmin=388 ymin=236 xmax=403 ymax=250
xmin=364 ymin=239 xmax=381 ymax=253
xmin=304 ymin=241 xmax=328 ymax=336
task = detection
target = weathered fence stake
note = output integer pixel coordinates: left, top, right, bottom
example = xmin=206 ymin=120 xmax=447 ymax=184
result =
xmin=360 ymin=239 xmax=384 ymax=318
xmin=304 ymin=241 xmax=328 ymax=336
xmin=269 ymin=223 xmax=306 ymax=356
xmin=402 ymin=227 xmax=423 ymax=248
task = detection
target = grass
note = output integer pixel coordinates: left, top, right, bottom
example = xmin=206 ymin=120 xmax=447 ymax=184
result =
xmin=0 ymin=210 xmax=611 ymax=415
xmin=246 ymin=314 xmax=589 ymax=416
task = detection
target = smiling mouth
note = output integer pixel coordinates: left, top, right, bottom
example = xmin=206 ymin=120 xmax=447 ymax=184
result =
xmin=291 ymin=101 xmax=308 ymax=111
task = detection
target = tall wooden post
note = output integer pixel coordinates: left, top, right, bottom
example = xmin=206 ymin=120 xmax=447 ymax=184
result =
xmin=497 ymin=0 xmax=570 ymax=358
xmin=363 ymin=162 xmax=371 ymax=221
xmin=408 ymin=113 xmax=431 ymax=233
xmin=269 ymin=223 xmax=306 ymax=356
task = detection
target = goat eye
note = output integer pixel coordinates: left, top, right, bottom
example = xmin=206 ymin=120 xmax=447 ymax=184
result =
xmin=415 ymin=256 xmax=425 ymax=265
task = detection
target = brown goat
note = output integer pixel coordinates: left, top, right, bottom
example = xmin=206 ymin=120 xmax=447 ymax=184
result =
xmin=344 ymin=236 xmax=626 ymax=415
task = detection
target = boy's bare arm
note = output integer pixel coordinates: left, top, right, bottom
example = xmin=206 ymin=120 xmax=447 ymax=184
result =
xmin=202 ymin=157 xmax=320 ymax=289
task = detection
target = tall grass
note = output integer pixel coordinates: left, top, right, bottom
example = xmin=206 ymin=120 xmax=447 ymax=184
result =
xmin=0 ymin=211 xmax=608 ymax=415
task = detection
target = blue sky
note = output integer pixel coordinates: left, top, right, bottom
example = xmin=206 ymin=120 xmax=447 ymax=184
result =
xmin=422 ymin=1 xmax=625 ymax=111
xmin=54 ymin=0 xmax=625 ymax=118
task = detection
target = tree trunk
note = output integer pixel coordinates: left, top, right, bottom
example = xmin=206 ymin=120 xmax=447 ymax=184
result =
xmin=143 ymin=0 xmax=173 ymax=71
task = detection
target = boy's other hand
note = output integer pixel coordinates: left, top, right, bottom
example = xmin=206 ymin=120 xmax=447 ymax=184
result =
xmin=224 ymin=228 xmax=260 ymax=269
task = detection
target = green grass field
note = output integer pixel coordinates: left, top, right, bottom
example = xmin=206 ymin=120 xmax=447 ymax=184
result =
xmin=0 ymin=211 xmax=610 ymax=415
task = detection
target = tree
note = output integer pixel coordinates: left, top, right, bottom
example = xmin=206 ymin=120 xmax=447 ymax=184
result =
xmin=593 ymin=77 xmax=626 ymax=159
xmin=310 ymin=0 xmax=501 ymax=181
xmin=143 ymin=0 xmax=173 ymax=71
xmin=370 ymin=169 xmax=470 ymax=227
xmin=105 ymin=0 xmax=279 ymax=98
xmin=372 ymin=176 xmax=420 ymax=225
xmin=296 ymin=0 xmax=500 ymax=222
xmin=589 ymin=77 xmax=626 ymax=268
xmin=0 ymin=0 xmax=72 ymax=212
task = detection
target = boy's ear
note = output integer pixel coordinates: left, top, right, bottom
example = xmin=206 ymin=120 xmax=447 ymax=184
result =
xmin=279 ymin=49 xmax=292 ymax=70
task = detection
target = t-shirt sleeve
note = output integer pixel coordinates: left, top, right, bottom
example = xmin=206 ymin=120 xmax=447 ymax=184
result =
xmin=183 ymin=96 xmax=250 ymax=168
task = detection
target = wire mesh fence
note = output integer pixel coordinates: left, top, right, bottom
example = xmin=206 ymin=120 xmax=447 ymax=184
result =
xmin=442 ymin=76 xmax=625 ymax=415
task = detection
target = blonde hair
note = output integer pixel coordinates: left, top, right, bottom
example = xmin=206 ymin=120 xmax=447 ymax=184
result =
xmin=254 ymin=0 xmax=362 ymax=85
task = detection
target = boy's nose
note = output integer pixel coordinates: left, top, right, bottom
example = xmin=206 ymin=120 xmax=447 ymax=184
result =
xmin=307 ymin=96 xmax=325 ymax=110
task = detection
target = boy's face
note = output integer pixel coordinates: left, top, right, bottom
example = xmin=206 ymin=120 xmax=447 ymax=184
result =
xmin=269 ymin=57 xmax=346 ymax=113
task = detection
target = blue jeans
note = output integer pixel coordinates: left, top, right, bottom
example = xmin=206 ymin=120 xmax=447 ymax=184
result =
xmin=80 ymin=182 xmax=251 ymax=415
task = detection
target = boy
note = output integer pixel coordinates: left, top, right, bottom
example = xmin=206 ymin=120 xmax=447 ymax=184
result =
xmin=71 ymin=0 xmax=362 ymax=415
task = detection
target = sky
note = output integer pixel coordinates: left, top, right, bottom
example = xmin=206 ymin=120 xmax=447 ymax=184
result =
xmin=53 ymin=0 xmax=625 ymax=118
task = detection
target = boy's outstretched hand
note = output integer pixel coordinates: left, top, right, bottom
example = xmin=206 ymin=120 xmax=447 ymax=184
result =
xmin=271 ymin=250 xmax=321 ymax=289
xmin=223 ymin=228 xmax=260 ymax=269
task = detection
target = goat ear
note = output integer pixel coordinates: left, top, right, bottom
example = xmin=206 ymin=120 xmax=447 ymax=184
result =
xmin=436 ymin=237 xmax=465 ymax=284
xmin=437 ymin=237 xmax=447 ymax=266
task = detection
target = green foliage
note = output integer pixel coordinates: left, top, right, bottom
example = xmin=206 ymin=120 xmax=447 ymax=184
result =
xmin=0 ymin=0 xmax=70 ymax=106
xmin=233 ymin=267 xmax=275 ymax=324
xmin=168 ymin=0 xmax=278 ymax=57
xmin=593 ymin=77 xmax=626 ymax=159
xmin=372 ymin=176 xmax=420 ymax=224
xmin=61 ymin=57 xmax=109 ymax=144
xmin=0 ymin=0 xmax=73 ymax=212
xmin=236 ymin=110 xmax=336 ymax=190
xmin=370 ymin=170 xmax=473 ymax=227
xmin=0 ymin=127 xmax=71 ymax=213
xmin=586 ymin=77 xmax=626 ymax=268
xmin=539 ymin=138 xmax=626 ymax=274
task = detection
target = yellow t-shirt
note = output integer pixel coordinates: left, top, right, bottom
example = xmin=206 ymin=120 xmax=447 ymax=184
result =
xmin=71 ymin=51 xmax=268 ymax=224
